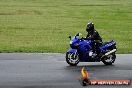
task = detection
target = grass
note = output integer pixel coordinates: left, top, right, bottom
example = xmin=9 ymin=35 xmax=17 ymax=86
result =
xmin=0 ymin=0 xmax=132 ymax=53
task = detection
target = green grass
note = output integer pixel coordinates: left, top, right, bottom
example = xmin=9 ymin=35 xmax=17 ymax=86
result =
xmin=0 ymin=0 xmax=132 ymax=53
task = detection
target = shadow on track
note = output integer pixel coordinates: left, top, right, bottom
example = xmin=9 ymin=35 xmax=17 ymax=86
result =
xmin=65 ymin=64 xmax=115 ymax=71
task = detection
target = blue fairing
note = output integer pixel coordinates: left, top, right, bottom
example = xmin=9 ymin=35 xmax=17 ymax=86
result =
xmin=67 ymin=49 xmax=77 ymax=53
xmin=100 ymin=40 xmax=116 ymax=52
xmin=78 ymin=40 xmax=92 ymax=53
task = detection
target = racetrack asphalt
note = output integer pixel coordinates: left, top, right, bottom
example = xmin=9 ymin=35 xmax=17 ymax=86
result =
xmin=0 ymin=53 xmax=131 ymax=88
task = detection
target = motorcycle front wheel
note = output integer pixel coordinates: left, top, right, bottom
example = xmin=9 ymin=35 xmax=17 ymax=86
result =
xmin=66 ymin=52 xmax=79 ymax=66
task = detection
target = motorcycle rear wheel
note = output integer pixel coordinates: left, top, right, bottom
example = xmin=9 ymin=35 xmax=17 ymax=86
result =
xmin=102 ymin=53 xmax=116 ymax=65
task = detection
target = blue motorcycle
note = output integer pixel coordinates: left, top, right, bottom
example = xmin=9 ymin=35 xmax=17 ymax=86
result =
xmin=66 ymin=33 xmax=117 ymax=66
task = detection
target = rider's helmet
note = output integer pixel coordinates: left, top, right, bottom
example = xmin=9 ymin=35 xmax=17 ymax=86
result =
xmin=86 ymin=22 xmax=94 ymax=32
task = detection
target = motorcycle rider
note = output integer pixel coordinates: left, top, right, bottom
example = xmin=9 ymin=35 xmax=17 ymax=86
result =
xmin=85 ymin=22 xmax=102 ymax=57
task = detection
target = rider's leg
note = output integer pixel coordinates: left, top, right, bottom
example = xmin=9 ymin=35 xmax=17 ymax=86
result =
xmin=93 ymin=41 xmax=102 ymax=55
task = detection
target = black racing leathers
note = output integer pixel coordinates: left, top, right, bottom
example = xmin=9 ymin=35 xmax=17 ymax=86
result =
xmin=86 ymin=30 xmax=102 ymax=41
xmin=86 ymin=30 xmax=102 ymax=54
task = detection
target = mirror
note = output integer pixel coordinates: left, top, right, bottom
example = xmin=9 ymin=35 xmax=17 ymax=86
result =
xmin=76 ymin=33 xmax=82 ymax=36
xmin=68 ymin=36 xmax=71 ymax=40
xmin=76 ymin=33 xmax=79 ymax=36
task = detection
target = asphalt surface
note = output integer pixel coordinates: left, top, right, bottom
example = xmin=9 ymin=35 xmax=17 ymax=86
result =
xmin=0 ymin=53 xmax=131 ymax=88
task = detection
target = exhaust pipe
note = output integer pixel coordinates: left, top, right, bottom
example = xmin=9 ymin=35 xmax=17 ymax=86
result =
xmin=105 ymin=49 xmax=117 ymax=56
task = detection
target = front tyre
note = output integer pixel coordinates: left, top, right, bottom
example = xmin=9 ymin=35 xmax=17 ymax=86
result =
xmin=66 ymin=52 xmax=79 ymax=66
xmin=102 ymin=53 xmax=116 ymax=65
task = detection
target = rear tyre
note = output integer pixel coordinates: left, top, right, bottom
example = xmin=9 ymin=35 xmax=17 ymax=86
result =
xmin=102 ymin=53 xmax=116 ymax=65
xmin=66 ymin=52 xmax=79 ymax=66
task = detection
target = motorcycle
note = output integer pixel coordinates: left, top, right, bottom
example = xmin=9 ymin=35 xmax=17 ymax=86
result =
xmin=66 ymin=33 xmax=117 ymax=66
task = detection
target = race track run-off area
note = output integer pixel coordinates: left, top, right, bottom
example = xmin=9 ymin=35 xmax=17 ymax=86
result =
xmin=0 ymin=53 xmax=131 ymax=88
